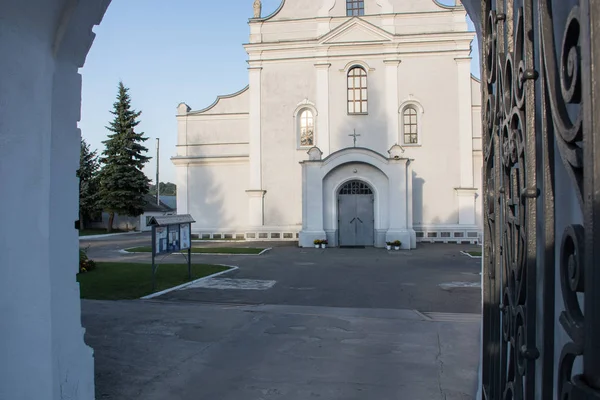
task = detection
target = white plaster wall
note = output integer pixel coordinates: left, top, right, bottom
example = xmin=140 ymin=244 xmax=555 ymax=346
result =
xmin=398 ymin=55 xmax=463 ymax=226
xmin=184 ymin=162 xmax=250 ymax=231
xmin=176 ymin=89 xmax=249 ymax=157
xmin=473 ymin=153 xmax=483 ymax=229
xmin=260 ymin=61 xmax=316 ymax=227
xmin=0 ymin=1 xmax=105 ymax=399
xmin=388 ymin=0 xmax=458 ymax=13
xmin=258 ymin=1 xmax=469 ymax=42
xmin=180 ymin=117 xmax=249 ymax=145
xmin=328 ymin=58 xmax=389 ymax=155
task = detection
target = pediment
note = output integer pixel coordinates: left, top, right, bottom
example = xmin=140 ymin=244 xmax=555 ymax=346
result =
xmin=320 ymin=19 xmax=393 ymax=45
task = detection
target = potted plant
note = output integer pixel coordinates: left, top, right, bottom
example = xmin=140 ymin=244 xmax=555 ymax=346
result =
xmin=321 ymin=239 xmax=328 ymax=249
xmin=386 ymin=241 xmax=393 ymax=250
xmin=393 ymin=240 xmax=402 ymax=250
xmin=314 ymin=239 xmax=321 ymax=249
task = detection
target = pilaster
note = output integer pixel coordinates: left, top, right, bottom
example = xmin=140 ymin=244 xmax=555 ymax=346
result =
xmin=247 ymin=66 xmax=265 ymax=226
xmin=315 ymin=63 xmax=331 ymax=155
xmin=298 ymin=160 xmax=326 ymax=246
xmin=455 ymin=57 xmax=475 ymax=188
xmin=246 ymin=190 xmax=267 ymax=227
xmin=406 ymin=160 xmax=417 ymax=248
xmin=384 ymin=60 xmax=401 ymax=148
xmin=455 ymin=188 xmax=478 ymax=225
xmin=386 ymin=158 xmax=413 ymax=249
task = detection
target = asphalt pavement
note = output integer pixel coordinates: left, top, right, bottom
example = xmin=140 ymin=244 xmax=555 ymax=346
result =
xmin=81 ymin=233 xmax=482 ymax=399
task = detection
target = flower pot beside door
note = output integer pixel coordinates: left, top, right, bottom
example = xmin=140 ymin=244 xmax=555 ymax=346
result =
xmin=393 ymin=240 xmax=401 ymax=251
xmin=314 ymin=239 xmax=321 ymax=249
xmin=386 ymin=242 xmax=392 ymax=250
xmin=321 ymin=240 xmax=328 ymax=249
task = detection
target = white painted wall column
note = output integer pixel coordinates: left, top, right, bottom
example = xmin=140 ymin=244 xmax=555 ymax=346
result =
xmin=247 ymin=66 xmax=265 ymax=226
xmin=456 ymin=57 xmax=475 ymax=187
xmin=406 ymin=160 xmax=417 ymax=248
xmin=298 ymin=161 xmax=326 ymax=247
xmin=384 ymin=60 xmax=401 ymax=147
xmin=174 ymin=162 xmax=190 ymax=214
xmin=456 ymin=188 xmax=478 ymax=225
xmin=315 ymin=63 xmax=331 ymax=156
xmin=0 ymin=1 xmax=106 ymax=399
xmin=385 ymin=160 xmax=414 ymax=249
xmin=455 ymin=57 xmax=477 ymax=225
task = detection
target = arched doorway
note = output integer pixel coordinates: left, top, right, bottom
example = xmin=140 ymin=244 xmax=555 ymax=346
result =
xmin=337 ymin=180 xmax=374 ymax=247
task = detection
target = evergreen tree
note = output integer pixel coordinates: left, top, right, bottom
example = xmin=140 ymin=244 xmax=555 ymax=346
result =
xmin=98 ymin=82 xmax=151 ymax=232
xmin=77 ymin=138 xmax=101 ymax=230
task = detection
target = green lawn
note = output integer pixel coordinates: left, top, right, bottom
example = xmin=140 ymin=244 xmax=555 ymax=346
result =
xmin=466 ymin=251 xmax=482 ymax=257
xmin=79 ymin=228 xmax=126 ymax=236
xmin=126 ymin=246 xmax=265 ymax=255
xmin=77 ymin=262 xmax=229 ymax=300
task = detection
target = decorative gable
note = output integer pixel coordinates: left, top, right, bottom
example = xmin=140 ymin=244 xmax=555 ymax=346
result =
xmin=320 ymin=18 xmax=393 ymax=45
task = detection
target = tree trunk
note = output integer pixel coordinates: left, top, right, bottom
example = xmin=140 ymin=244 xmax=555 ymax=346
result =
xmin=107 ymin=212 xmax=115 ymax=233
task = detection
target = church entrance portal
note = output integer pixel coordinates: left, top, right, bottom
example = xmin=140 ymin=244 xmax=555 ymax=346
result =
xmin=337 ymin=181 xmax=374 ymax=247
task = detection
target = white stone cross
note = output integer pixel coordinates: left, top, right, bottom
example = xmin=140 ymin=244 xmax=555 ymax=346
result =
xmin=349 ymin=129 xmax=361 ymax=147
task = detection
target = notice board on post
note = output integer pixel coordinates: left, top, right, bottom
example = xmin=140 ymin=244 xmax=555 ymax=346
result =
xmin=147 ymin=214 xmax=195 ymax=290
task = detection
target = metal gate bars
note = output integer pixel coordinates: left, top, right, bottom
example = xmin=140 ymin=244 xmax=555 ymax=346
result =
xmin=480 ymin=0 xmax=600 ymax=398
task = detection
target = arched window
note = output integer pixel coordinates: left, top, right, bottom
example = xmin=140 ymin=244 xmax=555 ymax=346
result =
xmin=347 ymin=67 xmax=368 ymax=114
xmin=403 ymin=106 xmax=419 ymax=144
xmin=299 ymin=109 xmax=314 ymax=147
xmin=339 ymin=180 xmax=373 ymax=195
xmin=346 ymin=0 xmax=365 ymax=16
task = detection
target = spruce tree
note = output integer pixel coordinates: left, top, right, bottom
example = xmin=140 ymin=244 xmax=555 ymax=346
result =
xmin=98 ymin=82 xmax=151 ymax=232
xmin=77 ymin=138 xmax=101 ymax=230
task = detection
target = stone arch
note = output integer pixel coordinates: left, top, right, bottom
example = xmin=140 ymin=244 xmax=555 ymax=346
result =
xmin=0 ymin=0 xmax=483 ymax=397
xmin=323 ymin=162 xmax=389 ymax=246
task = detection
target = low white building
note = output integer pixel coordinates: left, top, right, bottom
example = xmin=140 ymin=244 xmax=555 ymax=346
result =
xmin=173 ymin=0 xmax=482 ymax=248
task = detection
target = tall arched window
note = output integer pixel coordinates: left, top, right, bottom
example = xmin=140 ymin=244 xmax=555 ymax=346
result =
xmin=299 ymin=109 xmax=314 ymax=147
xmin=403 ymin=106 xmax=419 ymax=144
xmin=347 ymin=67 xmax=368 ymax=114
xmin=346 ymin=0 xmax=365 ymax=16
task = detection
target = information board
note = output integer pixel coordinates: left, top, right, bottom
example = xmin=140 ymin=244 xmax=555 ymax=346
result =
xmin=180 ymin=223 xmax=191 ymax=250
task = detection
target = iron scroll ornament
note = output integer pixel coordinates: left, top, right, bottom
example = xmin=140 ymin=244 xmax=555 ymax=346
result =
xmin=482 ymin=0 xmax=600 ymax=399
xmin=483 ymin=0 xmax=539 ymax=398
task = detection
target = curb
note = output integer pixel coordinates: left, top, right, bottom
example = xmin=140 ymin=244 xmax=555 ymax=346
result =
xmin=122 ymin=247 xmax=271 ymax=256
xmin=192 ymin=240 xmax=246 ymax=243
xmin=258 ymin=247 xmax=272 ymax=255
xmin=80 ymin=231 xmax=141 ymax=240
xmin=461 ymin=251 xmax=482 ymax=259
xmin=140 ymin=265 xmax=239 ymax=300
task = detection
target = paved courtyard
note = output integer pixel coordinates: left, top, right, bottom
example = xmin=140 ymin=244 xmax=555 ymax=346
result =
xmin=82 ymin=234 xmax=482 ymax=399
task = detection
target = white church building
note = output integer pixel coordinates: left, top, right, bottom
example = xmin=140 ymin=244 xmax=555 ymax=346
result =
xmin=173 ymin=0 xmax=482 ymax=249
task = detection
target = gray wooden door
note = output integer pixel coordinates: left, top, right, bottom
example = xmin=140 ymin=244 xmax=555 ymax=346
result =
xmin=338 ymin=195 xmax=357 ymax=246
xmin=355 ymin=194 xmax=374 ymax=245
xmin=338 ymin=181 xmax=374 ymax=247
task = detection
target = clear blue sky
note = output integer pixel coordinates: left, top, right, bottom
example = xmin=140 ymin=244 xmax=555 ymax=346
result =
xmin=80 ymin=0 xmax=480 ymax=184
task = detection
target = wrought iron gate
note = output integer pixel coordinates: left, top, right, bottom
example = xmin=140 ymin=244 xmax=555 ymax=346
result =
xmin=480 ymin=0 xmax=600 ymax=399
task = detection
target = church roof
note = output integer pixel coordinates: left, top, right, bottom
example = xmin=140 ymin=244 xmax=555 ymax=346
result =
xmin=251 ymin=0 xmax=464 ymax=23
xmin=188 ymin=85 xmax=249 ymax=115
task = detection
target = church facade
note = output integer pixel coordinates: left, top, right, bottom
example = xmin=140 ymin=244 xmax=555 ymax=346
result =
xmin=173 ymin=0 xmax=482 ymax=249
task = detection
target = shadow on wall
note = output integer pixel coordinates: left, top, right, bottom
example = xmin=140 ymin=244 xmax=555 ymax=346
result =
xmin=412 ymin=170 xmax=461 ymax=226
xmin=187 ymin=165 xmax=231 ymax=234
xmin=412 ymin=171 xmax=425 ymax=226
